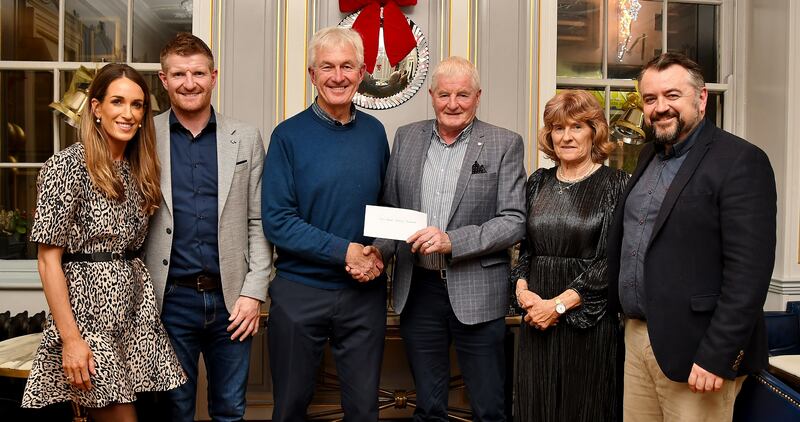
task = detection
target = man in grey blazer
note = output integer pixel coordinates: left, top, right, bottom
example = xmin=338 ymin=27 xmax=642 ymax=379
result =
xmin=375 ymin=57 xmax=526 ymax=421
xmin=144 ymin=33 xmax=272 ymax=422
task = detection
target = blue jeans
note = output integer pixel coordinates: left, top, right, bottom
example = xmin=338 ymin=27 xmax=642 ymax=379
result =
xmin=160 ymin=283 xmax=253 ymax=422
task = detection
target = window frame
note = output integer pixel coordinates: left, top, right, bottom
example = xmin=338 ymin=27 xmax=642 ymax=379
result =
xmin=0 ymin=0 xmax=210 ymax=287
xmin=541 ymin=0 xmax=733 ymax=167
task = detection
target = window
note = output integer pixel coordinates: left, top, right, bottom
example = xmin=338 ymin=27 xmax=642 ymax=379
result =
xmin=555 ymin=0 xmax=728 ymax=173
xmin=0 ymin=0 xmax=192 ymax=262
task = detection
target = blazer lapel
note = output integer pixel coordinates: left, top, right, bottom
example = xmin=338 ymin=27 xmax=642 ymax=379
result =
xmin=156 ymin=111 xmax=173 ymax=216
xmin=216 ymin=113 xmax=240 ymax=216
xmin=649 ymin=122 xmax=714 ymax=244
xmin=447 ymin=120 xmax=485 ymax=225
xmin=409 ymin=123 xmax=431 ymax=211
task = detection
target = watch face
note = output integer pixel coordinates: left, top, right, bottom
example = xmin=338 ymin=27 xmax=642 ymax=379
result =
xmin=556 ymin=303 xmax=567 ymax=314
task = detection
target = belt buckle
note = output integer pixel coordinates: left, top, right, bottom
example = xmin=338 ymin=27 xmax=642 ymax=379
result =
xmin=439 ymin=269 xmax=447 ymax=283
xmin=111 ymin=252 xmax=123 ymax=260
xmin=196 ymin=274 xmax=208 ymax=291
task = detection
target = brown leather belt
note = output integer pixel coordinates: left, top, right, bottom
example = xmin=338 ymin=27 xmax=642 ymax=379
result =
xmin=169 ymin=272 xmax=222 ymax=291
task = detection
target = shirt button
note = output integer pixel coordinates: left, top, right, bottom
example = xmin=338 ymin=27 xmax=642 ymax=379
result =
xmin=648 ymin=190 xmax=653 ymax=195
xmin=166 ymin=228 xmax=172 ymax=234
xmin=639 ymin=219 xmax=644 ymax=225
xmin=162 ymin=259 xmax=168 ymax=266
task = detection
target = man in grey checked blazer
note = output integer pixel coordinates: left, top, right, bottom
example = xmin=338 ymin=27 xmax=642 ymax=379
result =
xmin=375 ymin=57 xmax=526 ymax=421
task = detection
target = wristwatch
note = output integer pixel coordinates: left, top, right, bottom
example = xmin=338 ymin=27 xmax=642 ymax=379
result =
xmin=554 ymin=298 xmax=566 ymax=315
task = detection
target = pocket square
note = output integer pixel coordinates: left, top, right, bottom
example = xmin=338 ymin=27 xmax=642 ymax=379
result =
xmin=471 ymin=161 xmax=487 ymax=174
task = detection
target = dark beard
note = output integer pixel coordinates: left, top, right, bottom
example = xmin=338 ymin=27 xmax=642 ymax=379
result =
xmin=645 ymin=113 xmax=685 ymax=146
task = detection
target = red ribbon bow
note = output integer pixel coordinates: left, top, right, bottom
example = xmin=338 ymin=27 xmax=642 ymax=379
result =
xmin=340 ymin=0 xmax=417 ymax=74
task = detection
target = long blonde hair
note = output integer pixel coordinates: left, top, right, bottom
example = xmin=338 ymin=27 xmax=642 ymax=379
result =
xmin=78 ymin=64 xmax=161 ymax=215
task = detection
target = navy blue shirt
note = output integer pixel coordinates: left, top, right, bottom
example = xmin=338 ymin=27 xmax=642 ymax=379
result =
xmin=167 ymin=109 xmax=221 ymax=278
xmin=618 ymin=120 xmax=705 ymax=318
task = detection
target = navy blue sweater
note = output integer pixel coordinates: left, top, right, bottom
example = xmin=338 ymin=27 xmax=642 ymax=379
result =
xmin=262 ymin=107 xmax=389 ymax=289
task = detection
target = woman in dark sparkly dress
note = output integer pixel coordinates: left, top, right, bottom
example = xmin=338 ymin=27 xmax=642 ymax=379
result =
xmin=511 ymin=90 xmax=628 ymax=421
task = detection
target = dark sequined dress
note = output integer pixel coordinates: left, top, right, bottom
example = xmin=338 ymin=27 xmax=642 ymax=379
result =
xmin=510 ymin=165 xmax=627 ymax=422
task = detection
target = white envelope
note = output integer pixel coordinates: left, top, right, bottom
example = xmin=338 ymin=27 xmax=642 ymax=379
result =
xmin=363 ymin=205 xmax=427 ymax=241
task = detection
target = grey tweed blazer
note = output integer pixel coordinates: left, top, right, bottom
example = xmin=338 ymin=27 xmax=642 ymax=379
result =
xmin=376 ymin=119 xmax=526 ymax=325
xmin=144 ymin=110 xmax=273 ymax=314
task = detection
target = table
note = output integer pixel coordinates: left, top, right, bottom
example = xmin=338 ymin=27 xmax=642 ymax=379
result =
xmin=0 ymin=332 xmax=88 ymax=422
xmin=0 ymin=332 xmax=41 ymax=378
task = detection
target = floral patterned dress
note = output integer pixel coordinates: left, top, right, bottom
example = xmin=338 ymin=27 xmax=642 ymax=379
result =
xmin=22 ymin=143 xmax=185 ymax=408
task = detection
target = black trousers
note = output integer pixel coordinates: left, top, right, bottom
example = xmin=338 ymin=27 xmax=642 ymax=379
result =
xmin=401 ymin=269 xmax=506 ymax=422
xmin=267 ymin=275 xmax=387 ymax=422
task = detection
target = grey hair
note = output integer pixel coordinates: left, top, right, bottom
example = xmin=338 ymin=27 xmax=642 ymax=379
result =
xmin=308 ymin=26 xmax=365 ymax=68
xmin=430 ymin=56 xmax=480 ymax=92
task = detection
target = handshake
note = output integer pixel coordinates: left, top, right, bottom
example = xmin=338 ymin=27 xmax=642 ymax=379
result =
xmin=344 ymin=243 xmax=384 ymax=282
xmin=343 ymin=227 xmax=453 ymax=283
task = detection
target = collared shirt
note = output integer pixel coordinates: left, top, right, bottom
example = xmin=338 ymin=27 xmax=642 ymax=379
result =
xmin=167 ymin=108 xmax=221 ymax=278
xmin=619 ymin=120 xmax=705 ymax=318
xmin=417 ymin=121 xmax=473 ymax=270
xmin=311 ymin=97 xmax=356 ymax=126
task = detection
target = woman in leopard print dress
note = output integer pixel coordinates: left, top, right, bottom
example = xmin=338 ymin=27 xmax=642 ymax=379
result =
xmin=21 ymin=64 xmax=186 ymax=421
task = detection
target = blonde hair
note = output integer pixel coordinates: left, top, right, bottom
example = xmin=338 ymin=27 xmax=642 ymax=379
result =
xmin=538 ymin=90 xmax=615 ymax=165
xmin=80 ymin=64 xmax=161 ymax=215
xmin=431 ymin=56 xmax=480 ymax=92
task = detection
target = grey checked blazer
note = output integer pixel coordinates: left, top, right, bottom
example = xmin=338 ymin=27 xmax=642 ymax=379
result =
xmin=144 ymin=110 xmax=273 ymax=314
xmin=376 ymin=119 xmax=526 ymax=325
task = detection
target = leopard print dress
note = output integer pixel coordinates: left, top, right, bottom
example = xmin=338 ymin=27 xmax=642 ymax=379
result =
xmin=21 ymin=143 xmax=186 ymax=408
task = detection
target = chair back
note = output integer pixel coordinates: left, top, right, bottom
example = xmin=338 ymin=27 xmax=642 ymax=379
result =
xmin=765 ymin=307 xmax=800 ymax=356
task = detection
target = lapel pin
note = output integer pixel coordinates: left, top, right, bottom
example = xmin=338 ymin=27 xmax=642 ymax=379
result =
xmin=230 ymin=139 xmax=237 ymax=144
xmin=478 ymin=142 xmax=483 ymax=146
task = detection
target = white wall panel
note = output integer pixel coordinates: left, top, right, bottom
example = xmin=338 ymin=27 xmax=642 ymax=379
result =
xmin=218 ymin=0 xmax=279 ymax=147
xmin=745 ymin=0 xmax=800 ymax=307
xmin=475 ymin=0 xmax=537 ymax=171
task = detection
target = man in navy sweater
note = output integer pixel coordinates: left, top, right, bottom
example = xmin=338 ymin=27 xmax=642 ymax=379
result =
xmin=261 ymin=26 xmax=389 ymax=421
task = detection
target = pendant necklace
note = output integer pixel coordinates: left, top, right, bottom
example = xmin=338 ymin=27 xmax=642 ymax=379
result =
xmin=556 ymin=162 xmax=597 ymax=195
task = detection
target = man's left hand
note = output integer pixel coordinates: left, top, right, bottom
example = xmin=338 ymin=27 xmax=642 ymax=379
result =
xmin=408 ymin=227 xmax=452 ymax=255
xmin=687 ymin=363 xmax=724 ymax=393
xmin=227 ymin=296 xmax=263 ymax=341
